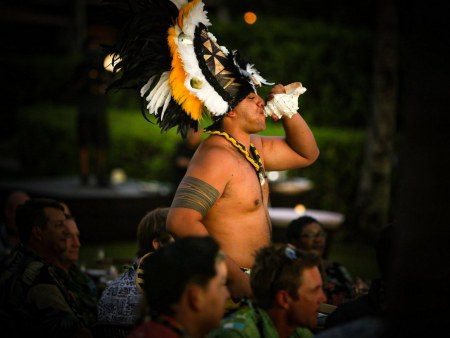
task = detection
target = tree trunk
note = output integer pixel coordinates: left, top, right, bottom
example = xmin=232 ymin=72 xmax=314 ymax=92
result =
xmin=387 ymin=1 xmax=450 ymax=335
xmin=354 ymin=0 xmax=398 ymax=241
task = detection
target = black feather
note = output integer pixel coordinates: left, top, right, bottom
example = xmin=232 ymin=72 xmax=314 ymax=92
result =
xmin=104 ymin=0 xmax=197 ymax=137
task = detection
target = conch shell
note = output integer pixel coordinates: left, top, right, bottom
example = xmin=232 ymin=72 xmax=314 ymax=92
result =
xmin=264 ymin=82 xmax=307 ymax=119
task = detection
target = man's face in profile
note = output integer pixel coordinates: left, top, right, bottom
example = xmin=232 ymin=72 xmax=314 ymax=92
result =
xmin=287 ymin=266 xmax=326 ymax=329
xmin=199 ymin=260 xmax=229 ymax=332
xmin=63 ymin=219 xmax=81 ymax=264
xmin=41 ymin=207 xmax=67 ymax=256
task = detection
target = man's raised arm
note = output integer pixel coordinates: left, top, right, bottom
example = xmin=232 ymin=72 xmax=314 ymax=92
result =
xmin=256 ymin=84 xmax=319 ymax=171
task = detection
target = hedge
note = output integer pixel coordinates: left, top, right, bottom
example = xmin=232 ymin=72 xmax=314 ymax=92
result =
xmin=4 ymin=17 xmax=372 ymax=129
xmin=13 ymin=104 xmax=365 ymax=232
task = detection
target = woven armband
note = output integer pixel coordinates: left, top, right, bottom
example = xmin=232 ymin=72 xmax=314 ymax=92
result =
xmin=171 ymin=176 xmax=220 ymax=217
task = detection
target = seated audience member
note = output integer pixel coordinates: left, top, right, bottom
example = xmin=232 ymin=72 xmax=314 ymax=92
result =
xmin=57 ymin=216 xmax=98 ymax=329
xmin=0 ymin=198 xmax=92 ymax=338
xmin=97 ymin=208 xmax=172 ymax=336
xmin=324 ymin=224 xmax=395 ymax=329
xmin=209 ymin=244 xmax=326 ymax=338
xmin=129 ymin=236 xmax=229 ymax=338
xmin=0 ymin=190 xmax=29 ymax=259
xmin=59 ymin=200 xmax=72 ymax=217
xmin=286 ymin=216 xmax=361 ymax=306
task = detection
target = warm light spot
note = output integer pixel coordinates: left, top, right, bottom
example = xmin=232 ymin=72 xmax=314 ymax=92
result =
xmin=103 ymin=53 xmax=121 ymax=73
xmin=244 ymin=11 xmax=257 ymax=25
xmin=111 ymin=168 xmax=127 ymax=184
xmin=294 ymin=204 xmax=306 ymax=215
xmin=267 ymin=171 xmax=280 ymax=182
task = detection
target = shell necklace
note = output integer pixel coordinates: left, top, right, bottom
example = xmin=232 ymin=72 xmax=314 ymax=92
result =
xmin=205 ymin=130 xmax=267 ymax=185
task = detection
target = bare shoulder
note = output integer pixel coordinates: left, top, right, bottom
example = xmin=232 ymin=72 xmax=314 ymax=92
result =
xmin=186 ymin=136 xmax=237 ymax=189
xmin=191 ymin=136 xmax=237 ymax=167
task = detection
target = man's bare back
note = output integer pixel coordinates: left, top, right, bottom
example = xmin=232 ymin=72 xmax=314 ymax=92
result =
xmin=199 ymin=136 xmax=271 ymax=268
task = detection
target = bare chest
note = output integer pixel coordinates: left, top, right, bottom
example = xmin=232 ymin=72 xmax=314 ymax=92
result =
xmin=221 ymin=155 xmax=269 ymax=210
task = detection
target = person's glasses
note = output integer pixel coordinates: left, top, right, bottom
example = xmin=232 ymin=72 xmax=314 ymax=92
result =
xmin=301 ymin=230 xmax=327 ymax=240
xmin=270 ymin=245 xmax=301 ymax=295
xmin=284 ymin=245 xmax=300 ymax=260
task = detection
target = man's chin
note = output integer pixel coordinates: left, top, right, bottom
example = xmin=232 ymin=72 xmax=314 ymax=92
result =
xmin=255 ymin=122 xmax=266 ymax=133
xmin=67 ymin=253 xmax=79 ymax=262
xmin=313 ymin=247 xmax=325 ymax=255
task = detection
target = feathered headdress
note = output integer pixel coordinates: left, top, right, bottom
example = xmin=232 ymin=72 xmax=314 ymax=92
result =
xmin=108 ymin=0 xmax=272 ymax=137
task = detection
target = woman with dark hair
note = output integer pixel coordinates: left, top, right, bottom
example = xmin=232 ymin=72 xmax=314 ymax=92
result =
xmin=286 ymin=216 xmax=360 ymax=306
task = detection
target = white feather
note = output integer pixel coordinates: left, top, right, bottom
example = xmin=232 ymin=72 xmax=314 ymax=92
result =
xmin=149 ymin=73 xmax=170 ymax=112
xmin=182 ymin=1 xmax=210 ymax=37
xmin=147 ymin=74 xmax=166 ymax=101
xmin=150 ymin=81 xmax=169 ymax=112
xmin=146 ymin=72 xmax=170 ymax=114
xmin=160 ymin=91 xmax=172 ymax=120
xmin=246 ymin=64 xmax=273 ymax=85
xmin=140 ymin=75 xmax=156 ymax=97
xmin=169 ymin=0 xmax=187 ymax=10
xmin=155 ymin=86 xmax=170 ymax=112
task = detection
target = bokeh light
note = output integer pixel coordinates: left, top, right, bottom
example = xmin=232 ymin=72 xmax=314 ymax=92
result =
xmin=244 ymin=11 xmax=257 ymax=25
xmin=103 ymin=53 xmax=121 ymax=73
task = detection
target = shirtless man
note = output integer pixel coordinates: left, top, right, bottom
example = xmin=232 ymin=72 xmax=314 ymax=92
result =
xmin=107 ymin=0 xmax=318 ymax=300
xmin=167 ymin=84 xmax=319 ymax=299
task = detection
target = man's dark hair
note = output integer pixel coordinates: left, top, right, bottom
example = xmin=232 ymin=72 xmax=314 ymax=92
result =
xmin=143 ymin=236 xmax=224 ymax=316
xmin=136 ymin=208 xmax=171 ymax=257
xmin=286 ymin=215 xmax=322 ymax=244
xmin=15 ymin=198 xmax=64 ymax=244
xmin=205 ymin=116 xmax=224 ymax=132
xmin=251 ymin=244 xmax=321 ymax=309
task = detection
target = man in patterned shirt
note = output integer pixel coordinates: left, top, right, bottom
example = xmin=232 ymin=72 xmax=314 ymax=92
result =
xmin=0 ymin=198 xmax=92 ymax=338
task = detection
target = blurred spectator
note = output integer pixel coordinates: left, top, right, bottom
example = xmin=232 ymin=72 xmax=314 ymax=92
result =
xmin=0 ymin=198 xmax=92 ymax=338
xmin=286 ymin=216 xmax=365 ymax=306
xmin=324 ymin=224 xmax=395 ymax=329
xmin=59 ymin=200 xmax=72 ymax=217
xmin=210 ymin=244 xmax=326 ymax=338
xmin=62 ymin=216 xmax=80 ymax=265
xmin=129 ymin=236 xmax=229 ymax=338
xmin=72 ymin=36 xmax=112 ymax=187
xmin=0 ymin=190 xmax=29 ymax=259
xmin=96 ymin=208 xmax=172 ymax=337
xmin=55 ymin=216 xmax=98 ymax=329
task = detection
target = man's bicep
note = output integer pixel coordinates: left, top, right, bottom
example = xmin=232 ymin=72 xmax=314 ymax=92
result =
xmin=170 ymin=176 xmax=220 ymax=217
xmin=167 ymin=175 xmax=221 ymax=237
xmin=259 ymin=136 xmax=310 ymax=170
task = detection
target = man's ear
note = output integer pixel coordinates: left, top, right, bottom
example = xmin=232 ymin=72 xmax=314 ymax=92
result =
xmin=185 ymin=284 xmax=204 ymax=312
xmin=152 ymin=238 xmax=161 ymax=250
xmin=275 ymin=290 xmax=291 ymax=310
xmin=32 ymin=226 xmax=43 ymax=241
xmin=227 ymin=109 xmax=237 ymax=118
